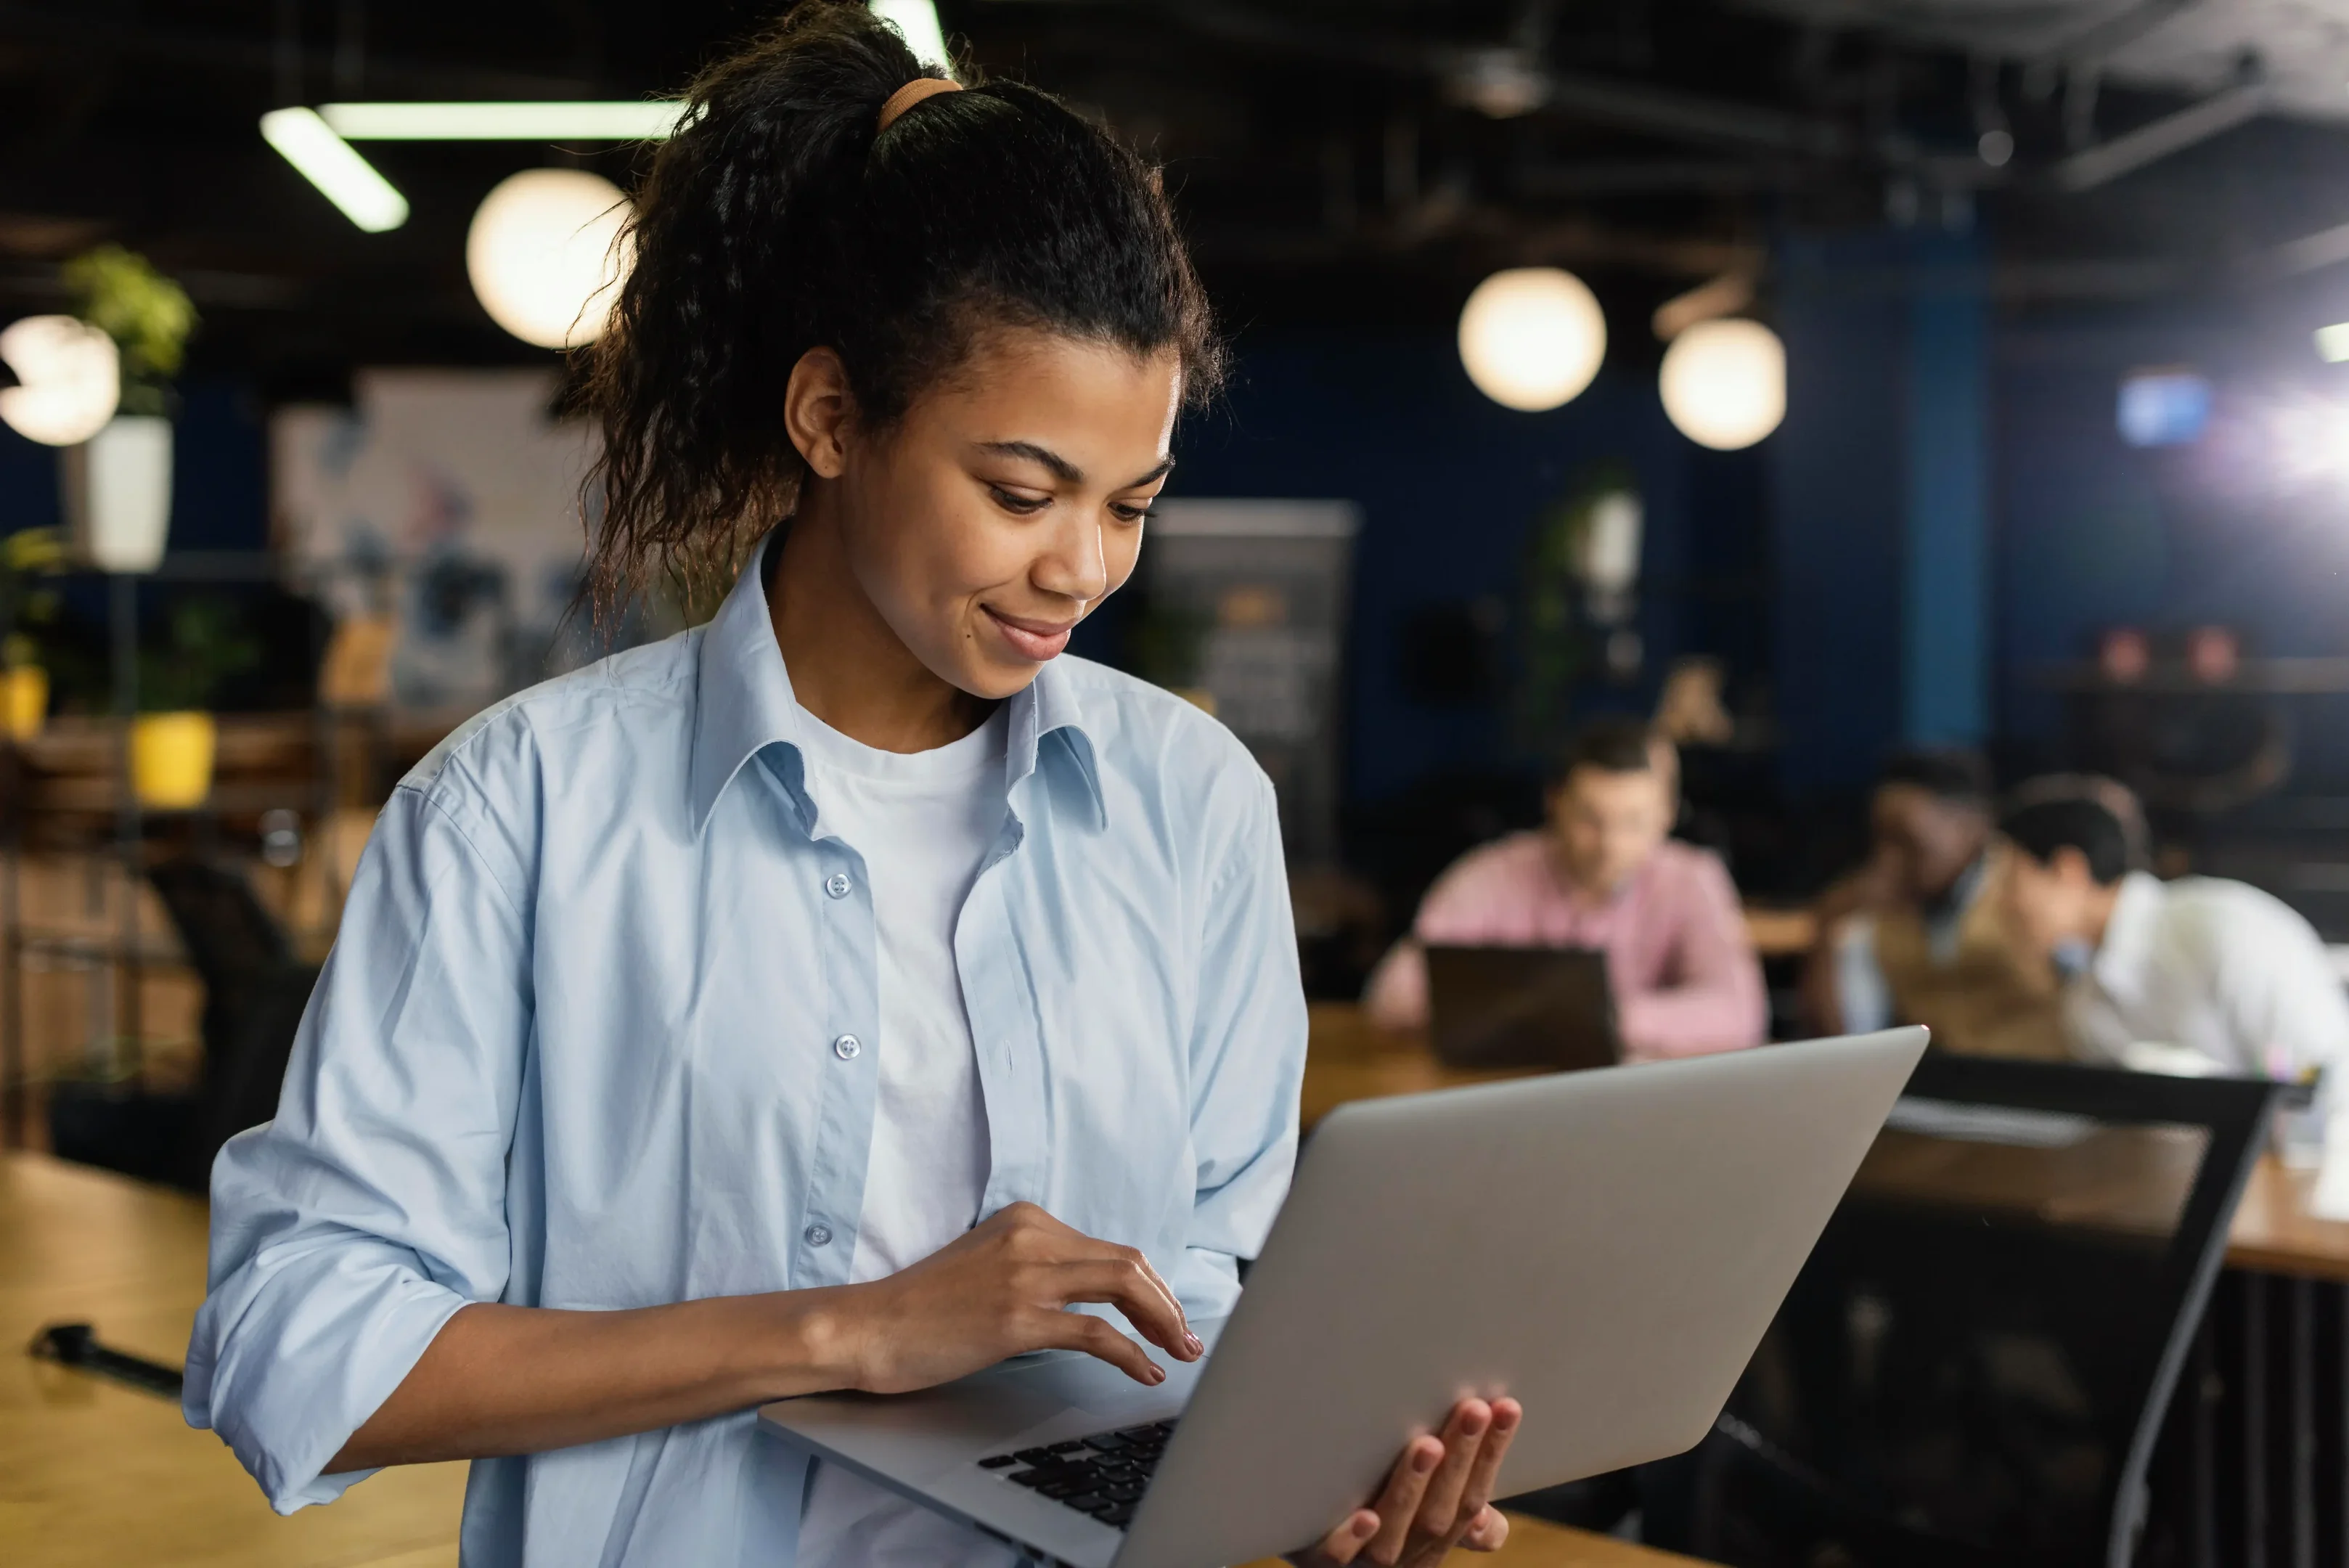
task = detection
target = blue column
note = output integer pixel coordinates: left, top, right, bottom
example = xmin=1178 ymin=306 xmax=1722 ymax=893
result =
xmin=1773 ymin=229 xmax=1993 ymax=799
xmin=1902 ymin=237 xmax=1990 ymax=748
xmin=1771 ymin=232 xmax=1907 ymax=798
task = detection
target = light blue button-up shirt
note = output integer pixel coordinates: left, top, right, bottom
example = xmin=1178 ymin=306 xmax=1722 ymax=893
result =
xmin=184 ymin=540 xmax=1307 ymax=1567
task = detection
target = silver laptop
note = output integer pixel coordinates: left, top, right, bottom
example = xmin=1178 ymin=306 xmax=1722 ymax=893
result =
xmin=759 ymin=1027 xmax=1928 ymax=1568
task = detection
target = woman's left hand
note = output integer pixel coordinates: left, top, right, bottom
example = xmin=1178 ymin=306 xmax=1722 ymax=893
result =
xmin=1289 ymin=1395 xmax=1522 ymax=1567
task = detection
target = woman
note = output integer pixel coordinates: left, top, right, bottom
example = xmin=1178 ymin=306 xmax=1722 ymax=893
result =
xmin=187 ymin=5 xmax=1519 ymax=1565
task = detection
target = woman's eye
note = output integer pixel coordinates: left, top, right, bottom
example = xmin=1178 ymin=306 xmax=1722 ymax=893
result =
xmin=988 ymin=486 xmax=1051 ymax=515
xmin=1110 ymin=502 xmax=1156 ymax=524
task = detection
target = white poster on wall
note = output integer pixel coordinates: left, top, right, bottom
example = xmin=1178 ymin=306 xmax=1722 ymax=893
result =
xmin=272 ymin=368 xmax=600 ymax=710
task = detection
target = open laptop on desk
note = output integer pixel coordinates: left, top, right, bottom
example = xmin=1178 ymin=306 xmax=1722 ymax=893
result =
xmin=1425 ymin=944 xmax=1617 ymax=1069
xmin=760 ymin=1026 xmax=1929 ymax=1568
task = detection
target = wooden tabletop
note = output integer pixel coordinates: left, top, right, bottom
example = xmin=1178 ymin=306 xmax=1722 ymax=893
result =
xmin=2224 ymin=1159 xmax=2349 ymax=1281
xmin=1 ymin=1149 xmax=1692 ymax=1568
xmin=1237 ymin=1518 xmax=1704 ymax=1568
xmin=1303 ymin=1004 xmax=2349 ymax=1284
xmin=0 ymin=1152 xmax=465 ymax=1568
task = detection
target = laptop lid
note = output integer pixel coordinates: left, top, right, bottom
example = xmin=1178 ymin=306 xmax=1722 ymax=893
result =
xmin=1114 ymin=1028 xmax=1929 ymax=1568
xmin=1424 ymin=944 xmax=1617 ymax=1069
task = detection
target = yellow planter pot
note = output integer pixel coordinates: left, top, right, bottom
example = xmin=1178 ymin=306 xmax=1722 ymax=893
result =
xmin=1 ymin=666 xmax=46 ymax=739
xmin=131 ymin=711 xmax=217 ymax=809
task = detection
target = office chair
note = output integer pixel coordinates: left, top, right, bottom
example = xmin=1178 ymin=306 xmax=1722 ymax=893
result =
xmin=49 ymin=858 xmax=317 ymax=1192
xmin=1659 ymin=1052 xmax=2277 ymax=1568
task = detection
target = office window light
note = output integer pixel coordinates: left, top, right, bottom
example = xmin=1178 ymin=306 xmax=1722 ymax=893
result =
xmin=2117 ymin=369 xmax=2213 ymax=448
xmin=2317 ymin=322 xmax=2349 ymax=364
xmin=259 ymin=107 xmax=409 ymax=232
xmin=320 ymin=102 xmax=689 ymax=142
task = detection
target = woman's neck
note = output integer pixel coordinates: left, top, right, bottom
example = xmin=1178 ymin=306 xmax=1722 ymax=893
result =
xmin=767 ymin=497 xmax=993 ymax=754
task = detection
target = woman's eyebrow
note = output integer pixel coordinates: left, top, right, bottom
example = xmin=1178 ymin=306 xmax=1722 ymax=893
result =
xmin=973 ymin=444 xmax=1176 ymax=490
xmin=976 ymin=440 xmax=1083 ymax=483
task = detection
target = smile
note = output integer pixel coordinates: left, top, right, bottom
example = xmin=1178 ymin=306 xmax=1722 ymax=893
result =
xmin=983 ymin=605 xmax=1075 ymax=662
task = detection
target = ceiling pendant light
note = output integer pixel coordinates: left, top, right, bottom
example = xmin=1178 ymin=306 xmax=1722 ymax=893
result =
xmin=1458 ymin=268 xmax=1607 ymax=412
xmin=466 ymin=169 xmax=633 ymax=349
xmin=0 ymin=315 xmax=120 ymax=446
xmin=1659 ymin=319 xmax=1786 ymax=450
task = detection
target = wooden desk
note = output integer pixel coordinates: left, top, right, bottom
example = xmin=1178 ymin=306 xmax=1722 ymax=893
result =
xmin=1304 ymin=1004 xmax=2349 ymax=1284
xmin=0 ymin=1152 xmax=466 ymax=1568
xmin=2222 ymin=1157 xmax=2349 ymax=1281
xmin=1 ymin=1150 xmax=1688 ymax=1568
xmin=1302 ymin=1002 xmax=1543 ymax=1126
xmin=1237 ymin=1516 xmax=1704 ymax=1567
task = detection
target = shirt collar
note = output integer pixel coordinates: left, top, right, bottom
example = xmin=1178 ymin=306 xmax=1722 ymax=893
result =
xmin=2090 ymin=870 xmax=2165 ymax=1005
xmin=687 ymin=534 xmax=1107 ymax=836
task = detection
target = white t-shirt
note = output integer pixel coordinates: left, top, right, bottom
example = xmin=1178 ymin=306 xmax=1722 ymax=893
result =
xmin=790 ymin=698 xmax=1020 ymax=1568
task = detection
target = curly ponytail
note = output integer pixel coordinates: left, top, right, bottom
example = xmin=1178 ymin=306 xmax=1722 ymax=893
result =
xmin=581 ymin=0 xmax=1222 ymax=618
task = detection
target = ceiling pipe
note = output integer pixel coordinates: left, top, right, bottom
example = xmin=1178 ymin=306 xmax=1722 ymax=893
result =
xmin=1166 ymin=2 xmax=1858 ymax=160
xmin=2250 ymin=219 xmax=2349 ymax=281
xmin=2051 ymin=77 xmax=2267 ymax=190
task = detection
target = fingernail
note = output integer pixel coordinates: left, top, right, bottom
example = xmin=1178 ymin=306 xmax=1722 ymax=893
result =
xmin=1462 ymin=1411 xmax=1488 ymax=1436
xmin=1182 ymin=1331 xmax=1204 ymax=1356
xmin=1354 ymin=1514 xmax=1378 ymax=1538
xmin=1413 ymin=1445 xmax=1439 ymax=1474
xmin=1148 ymin=1363 xmax=1166 ymax=1384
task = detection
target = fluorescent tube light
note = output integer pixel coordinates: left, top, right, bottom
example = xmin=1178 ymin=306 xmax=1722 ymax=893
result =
xmin=871 ymin=0 xmax=953 ymax=73
xmin=259 ymin=107 xmax=409 ymax=232
xmin=2318 ymin=322 xmax=2349 ymax=364
xmin=319 ymin=101 xmax=689 ymax=142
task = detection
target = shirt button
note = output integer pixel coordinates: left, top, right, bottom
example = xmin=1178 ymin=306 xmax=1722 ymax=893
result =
xmin=833 ymin=1034 xmax=862 ymax=1061
xmin=804 ymin=1222 xmax=833 ymax=1248
xmin=824 ymin=872 xmax=852 ymax=899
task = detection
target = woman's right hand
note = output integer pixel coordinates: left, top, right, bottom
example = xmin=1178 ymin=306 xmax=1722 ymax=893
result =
xmin=838 ymin=1201 xmax=1203 ymax=1395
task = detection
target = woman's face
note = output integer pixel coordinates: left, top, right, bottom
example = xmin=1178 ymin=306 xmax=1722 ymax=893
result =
xmin=805 ymin=328 xmax=1182 ymax=701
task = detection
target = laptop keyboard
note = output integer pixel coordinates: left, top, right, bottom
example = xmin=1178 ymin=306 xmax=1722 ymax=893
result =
xmin=976 ymin=1420 xmax=1175 ymax=1530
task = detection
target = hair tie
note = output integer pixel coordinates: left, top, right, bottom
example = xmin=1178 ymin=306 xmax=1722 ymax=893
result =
xmin=878 ymin=77 xmax=962 ymax=134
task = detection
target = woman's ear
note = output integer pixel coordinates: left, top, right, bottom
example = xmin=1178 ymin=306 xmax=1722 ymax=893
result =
xmin=783 ymin=347 xmax=855 ymax=479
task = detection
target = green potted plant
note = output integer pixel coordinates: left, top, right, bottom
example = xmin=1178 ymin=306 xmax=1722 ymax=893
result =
xmin=60 ymin=245 xmax=196 ymax=573
xmin=131 ymin=599 xmax=258 ymax=808
xmin=0 ymin=526 xmax=64 ymax=737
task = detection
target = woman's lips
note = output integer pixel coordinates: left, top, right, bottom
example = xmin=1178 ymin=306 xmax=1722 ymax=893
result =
xmin=984 ymin=606 xmax=1074 ymax=661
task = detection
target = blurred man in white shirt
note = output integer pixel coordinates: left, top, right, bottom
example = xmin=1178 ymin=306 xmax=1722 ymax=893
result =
xmin=1997 ymin=791 xmax=2349 ymax=1109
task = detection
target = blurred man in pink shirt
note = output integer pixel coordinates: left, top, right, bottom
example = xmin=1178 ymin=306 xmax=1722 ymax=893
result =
xmin=1364 ymin=718 xmax=1767 ymax=1058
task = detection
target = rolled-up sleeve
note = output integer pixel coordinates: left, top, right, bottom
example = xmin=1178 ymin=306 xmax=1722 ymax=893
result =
xmin=1172 ymin=770 xmax=1307 ymax=1320
xmin=184 ymin=777 xmax=534 ymax=1513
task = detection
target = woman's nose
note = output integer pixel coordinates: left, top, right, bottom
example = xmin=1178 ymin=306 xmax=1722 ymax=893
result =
xmin=1033 ymin=515 xmax=1110 ymax=604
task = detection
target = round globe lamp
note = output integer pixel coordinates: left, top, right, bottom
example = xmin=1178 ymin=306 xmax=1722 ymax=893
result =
xmin=1457 ymin=268 xmax=1606 ymax=412
xmin=467 ymin=169 xmax=634 ymax=349
xmin=0 ymin=315 xmax=119 ymax=447
xmin=1659 ymin=319 xmax=1786 ymax=451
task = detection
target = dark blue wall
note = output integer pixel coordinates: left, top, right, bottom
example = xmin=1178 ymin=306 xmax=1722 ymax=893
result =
xmin=0 ymin=378 xmax=269 ymax=552
xmin=1770 ymin=229 xmax=1997 ymax=800
xmin=1771 ymin=234 xmax=1907 ymax=799
xmin=1161 ymin=327 xmax=1769 ymax=810
xmin=1996 ymin=287 xmax=2349 ymax=785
